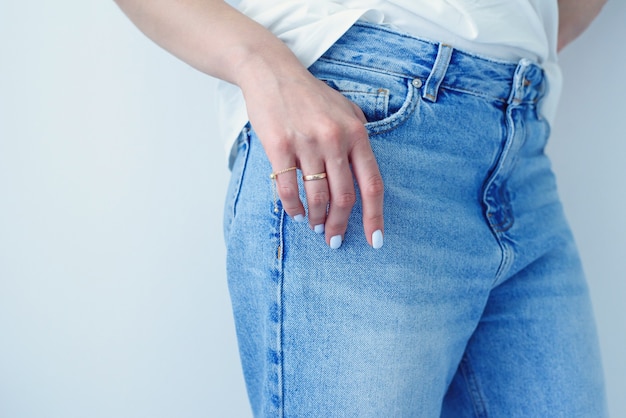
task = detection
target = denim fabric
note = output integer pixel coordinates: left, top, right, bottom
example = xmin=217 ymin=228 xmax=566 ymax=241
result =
xmin=223 ymin=22 xmax=607 ymax=418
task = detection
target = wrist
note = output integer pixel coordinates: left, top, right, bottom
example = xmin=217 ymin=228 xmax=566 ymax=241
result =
xmin=231 ymin=42 xmax=311 ymax=92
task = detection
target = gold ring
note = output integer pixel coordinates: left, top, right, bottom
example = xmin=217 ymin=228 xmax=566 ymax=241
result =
xmin=269 ymin=166 xmax=297 ymax=179
xmin=303 ymin=172 xmax=327 ymax=181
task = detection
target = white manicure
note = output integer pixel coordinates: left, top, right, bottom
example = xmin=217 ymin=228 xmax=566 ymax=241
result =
xmin=294 ymin=214 xmax=305 ymax=223
xmin=372 ymin=230 xmax=384 ymax=249
xmin=314 ymin=224 xmax=325 ymax=234
xmin=330 ymin=235 xmax=342 ymax=249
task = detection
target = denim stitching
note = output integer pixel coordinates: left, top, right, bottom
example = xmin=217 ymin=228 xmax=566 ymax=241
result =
xmin=423 ymin=43 xmax=453 ymax=102
xmin=366 ymin=79 xmax=419 ymax=136
xmin=231 ymin=130 xmax=250 ymax=222
xmin=278 ymin=210 xmax=286 ymax=418
xmin=268 ymin=209 xmax=286 ymax=417
xmin=489 ymin=100 xmax=527 ymax=285
xmin=317 ymin=57 xmax=538 ymax=104
xmin=439 ymin=85 xmax=509 ymax=103
xmin=460 ymin=354 xmax=489 ymax=418
xmin=223 ymin=128 xmax=250 ymax=244
xmin=316 ymin=56 xmax=413 ymax=80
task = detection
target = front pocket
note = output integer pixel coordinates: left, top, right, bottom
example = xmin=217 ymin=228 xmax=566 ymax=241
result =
xmin=311 ymin=60 xmax=419 ymax=135
xmin=363 ymin=78 xmax=419 ymax=135
xmin=322 ymin=79 xmax=390 ymax=123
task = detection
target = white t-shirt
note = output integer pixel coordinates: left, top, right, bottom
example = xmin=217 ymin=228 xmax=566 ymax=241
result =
xmin=218 ymin=0 xmax=561 ymax=157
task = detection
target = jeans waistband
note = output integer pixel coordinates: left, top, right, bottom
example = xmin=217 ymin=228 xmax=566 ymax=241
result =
xmin=317 ymin=22 xmax=546 ymax=105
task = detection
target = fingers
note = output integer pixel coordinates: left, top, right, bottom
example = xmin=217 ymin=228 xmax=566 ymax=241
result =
xmin=350 ymin=137 xmax=385 ymax=249
xmin=301 ymin=165 xmax=329 ymax=235
xmin=269 ymin=129 xmax=383 ymax=249
xmin=272 ymin=164 xmax=305 ymax=223
xmin=323 ymin=159 xmax=357 ymax=249
xmin=323 ymin=129 xmax=383 ymax=249
xmin=251 ymin=74 xmax=383 ymax=249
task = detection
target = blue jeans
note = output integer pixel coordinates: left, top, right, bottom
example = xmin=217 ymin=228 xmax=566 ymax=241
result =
xmin=223 ymin=22 xmax=606 ymax=417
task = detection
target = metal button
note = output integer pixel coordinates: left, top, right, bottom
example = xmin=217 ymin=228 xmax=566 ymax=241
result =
xmin=412 ymin=78 xmax=423 ymax=88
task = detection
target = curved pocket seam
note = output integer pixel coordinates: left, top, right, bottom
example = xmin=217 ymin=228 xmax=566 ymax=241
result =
xmin=366 ymin=79 xmax=420 ymax=136
xmin=223 ymin=129 xmax=251 ymax=244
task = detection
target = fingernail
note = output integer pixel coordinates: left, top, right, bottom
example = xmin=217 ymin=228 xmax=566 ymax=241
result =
xmin=330 ymin=235 xmax=342 ymax=250
xmin=314 ymin=224 xmax=325 ymax=234
xmin=294 ymin=214 xmax=305 ymax=223
xmin=372 ymin=230 xmax=384 ymax=249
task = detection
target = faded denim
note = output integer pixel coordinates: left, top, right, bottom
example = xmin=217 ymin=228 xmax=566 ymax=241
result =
xmin=223 ymin=22 xmax=607 ymax=418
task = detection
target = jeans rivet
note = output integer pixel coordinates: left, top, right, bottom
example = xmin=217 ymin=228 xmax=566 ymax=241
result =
xmin=412 ymin=78 xmax=423 ymax=88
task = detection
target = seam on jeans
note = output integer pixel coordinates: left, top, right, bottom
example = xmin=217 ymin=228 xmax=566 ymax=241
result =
xmin=439 ymin=85 xmax=509 ymax=104
xmin=230 ymin=130 xmax=250 ymax=226
xmin=438 ymin=85 xmax=539 ymax=105
xmin=460 ymin=354 xmax=489 ymax=418
xmin=486 ymin=213 xmax=514 ymax=231
xmin=486 ymin=182 xmax=515 ymax=233
xmin=493 ymin=239 xmax=514 ymax=287
xmin=422 ymin=43 xmax=453 ymax=103
xmin=265 ymin=168 xmax=286 ymax=417
xmin=366 ymin=79 xmax=419 ymax=136
xmin=275 ymin=210 xmax=286 ymax=418
xmin=223 ymin=129 xmax=251 ymax=246
xmin=316 ymin=57 xmax=539 ymax=104
xmin=316 ymin=56 xmax=414 ymax=81
xmin=492 ymin=105 xmax=526 ymax=286
xmin=482 ymin=101 xmax=523 ymax=285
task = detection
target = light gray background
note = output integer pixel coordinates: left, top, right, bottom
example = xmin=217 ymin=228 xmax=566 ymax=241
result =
xmin=0 ymin=2 xmax=623 ymax=417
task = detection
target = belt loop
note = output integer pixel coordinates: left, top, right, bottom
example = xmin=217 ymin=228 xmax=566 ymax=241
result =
xmin=507 ymin=58 xmax=532 ymax=105
xmin=423 ymin=44 xmax=453 ymax=102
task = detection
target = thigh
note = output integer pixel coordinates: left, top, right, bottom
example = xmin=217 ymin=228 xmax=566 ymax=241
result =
xmin=439 ymin=104 xmax=607 ymax=417
xmin=442 ymin=237 xmax=607 ymax=417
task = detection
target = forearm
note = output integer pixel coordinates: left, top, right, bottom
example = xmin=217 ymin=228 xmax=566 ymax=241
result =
xmin=113 ymin=0 xmax=308 ymax=87
xmin=557 ymin=0 xmax=607 ymax=51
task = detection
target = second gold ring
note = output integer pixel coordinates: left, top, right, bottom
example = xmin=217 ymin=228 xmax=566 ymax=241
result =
xmin=303 ymin=172 xmax=327 ymax=181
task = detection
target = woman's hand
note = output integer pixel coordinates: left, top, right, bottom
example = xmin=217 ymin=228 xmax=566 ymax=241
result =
xmin=239 ymin=56 xmax=384 ymax=249
xmin=113 ymin=0 xmax=384 ymax=248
